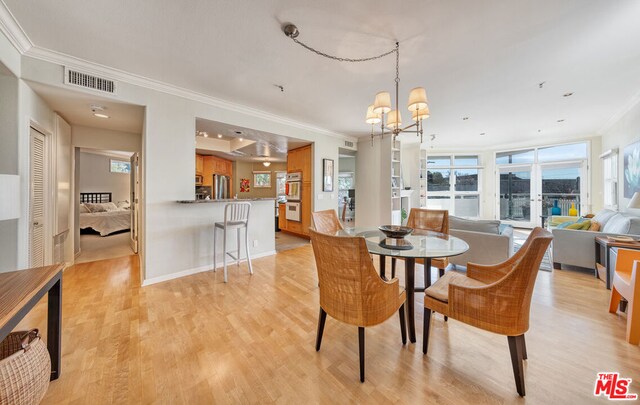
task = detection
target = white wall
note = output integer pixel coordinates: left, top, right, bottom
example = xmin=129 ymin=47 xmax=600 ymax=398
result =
xmin=79 ymin=152 xmax=131 ymax=203
xmin=0 ymin=70 xmax=19 ymax=272
xmin=17 ymin=54 xmax=356 ymax=283
xmin=601 ymin=100 xmax=640 ymax=212
xmin=72 ymin=125 xmax=141 ymax=152
xmin=16 ymin=80 xmax=56 ymax=270
xmin=338 ymin=156 xmax=355 ymax=173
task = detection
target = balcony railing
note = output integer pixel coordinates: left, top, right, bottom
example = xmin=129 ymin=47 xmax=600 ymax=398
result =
xmin=500 ymin=193 xmax=580 ymax=220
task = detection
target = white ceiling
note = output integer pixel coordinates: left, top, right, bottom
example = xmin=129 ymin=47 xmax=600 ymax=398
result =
xmin=5 ymin=0 xmax=640 ymax=148
xmin=27 ymin=82 xmax=144 ymax=133
xmin=195 ymin=118 xmax=310 ymax=162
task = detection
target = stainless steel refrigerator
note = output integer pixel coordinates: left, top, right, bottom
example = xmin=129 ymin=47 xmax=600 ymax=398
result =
xmin=213 ymin=174 xmax=230 ymax=199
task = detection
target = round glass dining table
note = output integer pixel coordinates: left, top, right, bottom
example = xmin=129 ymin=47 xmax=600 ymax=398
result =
xmin=335 ymin=227 xmax=469 ymax=343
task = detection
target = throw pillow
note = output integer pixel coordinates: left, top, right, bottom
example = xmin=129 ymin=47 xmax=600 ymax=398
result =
xmin=84 ymin=203 xmax=106 ymax=213
xmin=566 ymin=220 xmax=591 ymax=230
xmin=580 ymin=220 xmax=592 ymax=230
xmin=79 ymin=203 xmax=90 ymax=213
xmin=589 ymin=221 xmax=601 ymax=231
xmin=557 ymin=221 xmax=576 ymax=228
xmin=117 ymin=200 xmax=130 ymax=209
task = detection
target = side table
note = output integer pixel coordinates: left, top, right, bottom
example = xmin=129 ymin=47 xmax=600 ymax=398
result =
xmin=594 ymin=236 xmax=640 ymax=289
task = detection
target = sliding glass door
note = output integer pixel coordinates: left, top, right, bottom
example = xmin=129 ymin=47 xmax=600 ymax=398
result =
xmin=539 ymin=162 xmax=585 ymax=217
xmin=498 ymin=165 xmax=536 ymax=228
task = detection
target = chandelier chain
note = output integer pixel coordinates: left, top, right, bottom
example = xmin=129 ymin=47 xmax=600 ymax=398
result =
xmin=395 ymin=42 xmax=400 ymax=84
xmin=290 ymin=37 xmax=397 ymax=63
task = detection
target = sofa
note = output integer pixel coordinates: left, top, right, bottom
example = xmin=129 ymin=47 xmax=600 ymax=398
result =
xmin=551 ymin=209 xmax=640 ymax=269
xmin=448 ymin=216 xmax=514 ymax=268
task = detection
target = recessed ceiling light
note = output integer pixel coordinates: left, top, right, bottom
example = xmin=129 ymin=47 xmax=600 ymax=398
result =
xmin=480 ymin=132 xmax=486 ymax=136
xmin=563 ymin=92 xmax=574 ymax=97
xmin=557 ymin=119 xmax=565 ymax=123
xmin=235 ymin=130 xmax=243 ymax=135
xmin=538 ymin=129 xmax=542 ymax=133
xmin=217 ymin=134 xmax=223 ymax=139
xmin=93 ymin=113 xmax=110 ymax=119
xmin=462 ymin=117 xmax=469 ymax=121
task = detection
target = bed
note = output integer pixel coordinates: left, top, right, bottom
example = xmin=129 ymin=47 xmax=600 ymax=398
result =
xmin=80 ymin=192 xmax=131 ymax=236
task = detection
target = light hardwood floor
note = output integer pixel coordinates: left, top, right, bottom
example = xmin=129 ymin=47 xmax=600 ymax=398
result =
xmin=15 ymin=246 xmax=640 ymax=404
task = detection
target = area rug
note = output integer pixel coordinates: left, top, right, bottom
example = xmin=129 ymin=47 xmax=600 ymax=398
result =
xmin=513 ymin=229 xmax=552 ymax=271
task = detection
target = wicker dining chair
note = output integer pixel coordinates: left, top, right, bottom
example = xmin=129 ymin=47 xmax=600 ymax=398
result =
xmin=309 ymin=229 xmax=407 ymax=382
xmin=422 ymin=227 xmax=552 ymax=397
xmin=311 ymin=209 xmax=344 ymax=234
xmin=389 ymin=209 xmax=449 ymax=285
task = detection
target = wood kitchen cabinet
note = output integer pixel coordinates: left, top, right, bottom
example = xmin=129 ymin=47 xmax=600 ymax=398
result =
xmin=200 ymin=155 xmax=233 ymax=187
xmin=284 ymin=145 xmax=312 ymax=237
xmin=195 ymin=154 xmax=204 ymax=174
xmin=278 ymin=204 xmax=287 ymax=231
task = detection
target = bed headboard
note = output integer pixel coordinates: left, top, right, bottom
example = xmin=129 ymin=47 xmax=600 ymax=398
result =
xmin=80 ymin=192 xmax=112 ymax=203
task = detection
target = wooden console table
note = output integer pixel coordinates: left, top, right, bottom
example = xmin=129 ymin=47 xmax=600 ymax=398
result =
xmin=595 ymin=236 xmax=640 ymax=290
xmin=0 ymin=264 xmax=63 ymax=381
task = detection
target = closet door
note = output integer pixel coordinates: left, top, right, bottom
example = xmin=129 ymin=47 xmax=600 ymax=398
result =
xmin=30 ymin=127 xmax=46 ymax=267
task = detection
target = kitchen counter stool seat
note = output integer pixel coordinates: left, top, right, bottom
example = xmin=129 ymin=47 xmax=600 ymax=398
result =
xmin=214 ymin=202 xmax=253 ymax=282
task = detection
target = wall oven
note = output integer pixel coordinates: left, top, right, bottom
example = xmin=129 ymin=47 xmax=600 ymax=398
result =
xmin=285 ymin=202 xmax=301 ymax=222
xmin=286 ymin=172 xmax=302 ymax=201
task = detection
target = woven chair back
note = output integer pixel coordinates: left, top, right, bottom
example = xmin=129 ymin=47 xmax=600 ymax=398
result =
xmin=407 ymin=208 xmax=449 ymax=234
xmin=309 ymin=229 xmax=401 ymax=327
xmin=450 ymin=227 xmax=552 ymax=335
xmin=311 ymin=209 xmax=343 ymax=234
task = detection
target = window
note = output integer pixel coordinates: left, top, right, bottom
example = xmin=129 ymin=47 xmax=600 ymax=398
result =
xmin=110 ymin=159 xmax=130 ymax=174
xmin=427 ymin=169 xmax=450 ymax=191
xmin=276 ymin=172 xmax=287 ymax=196
xmin=424 ymin=154 xmax=482 ymax=218
xmin=496 ymin=149 xmax=534 ymax=165
xmin=538 ymin=143 xmax=588 ymax=162
xmin=253 ymin=171 xmax=271 ymax=188
xmin=602 ymin=150 xmax=618 ymax=209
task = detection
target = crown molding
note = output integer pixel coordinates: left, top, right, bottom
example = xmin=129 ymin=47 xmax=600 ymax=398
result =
xmin=598 ymin=89 xmax=640 ymax=135
xmin=21 ymin=45 xmax=357 ymax=144
xmin=0 ymin=1 xmax=32 ymax=53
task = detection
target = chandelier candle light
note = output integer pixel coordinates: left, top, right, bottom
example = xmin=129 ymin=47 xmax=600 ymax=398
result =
xmin=283 ymin=24 xmax=430 ymax=144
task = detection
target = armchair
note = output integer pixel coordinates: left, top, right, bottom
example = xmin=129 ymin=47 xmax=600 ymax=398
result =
xmin=309 ymin=229 xmax=407 ymax=382
xmin=609 ymin=248 xmax=640 ymax=344
xmin=422 ymin=227 xmax=553 ymax=396
xmin=311 ymin=209 xmax=343 ymax=234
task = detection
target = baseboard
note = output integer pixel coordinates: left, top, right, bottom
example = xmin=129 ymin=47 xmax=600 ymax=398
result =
xmin=141 ymin=250 xmax=276 ymax=287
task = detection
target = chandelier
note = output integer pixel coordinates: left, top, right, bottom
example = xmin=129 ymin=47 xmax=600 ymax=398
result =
xmin=283 ymin=24 xmax=429 ymax=144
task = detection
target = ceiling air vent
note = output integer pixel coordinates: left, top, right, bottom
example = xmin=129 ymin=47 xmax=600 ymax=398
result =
xmin=64 ymin=68 xmax=117 ymax=94
xmin=344 ymin=140 xmax=354 ymax=148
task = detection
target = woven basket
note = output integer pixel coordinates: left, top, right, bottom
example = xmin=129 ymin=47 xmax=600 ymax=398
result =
xmin=0 ymin=329 xmax=51 ymax=405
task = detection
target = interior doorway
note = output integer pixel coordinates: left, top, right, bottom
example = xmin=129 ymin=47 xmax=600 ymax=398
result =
xmin=76 ymin=148 xmax=136 ymax=263
xmin=338 ymin=148 xmax=356 ymax=227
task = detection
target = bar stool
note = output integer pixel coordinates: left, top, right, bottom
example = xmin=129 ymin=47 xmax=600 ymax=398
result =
xmin=213 ymin=202 xmax=253 ymax=282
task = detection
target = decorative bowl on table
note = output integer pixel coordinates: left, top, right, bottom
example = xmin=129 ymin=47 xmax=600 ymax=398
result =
xmin=378 ymin=225 xmax=413 ymax=239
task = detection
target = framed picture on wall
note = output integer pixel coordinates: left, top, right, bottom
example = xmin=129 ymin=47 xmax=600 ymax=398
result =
xmin=323 ymin=159 xmax=334 ymax=192
xmin=624 ymin=140 xmax=640 ymax=197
